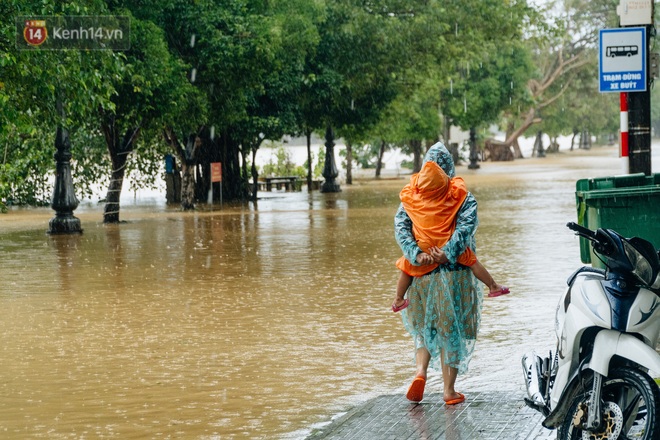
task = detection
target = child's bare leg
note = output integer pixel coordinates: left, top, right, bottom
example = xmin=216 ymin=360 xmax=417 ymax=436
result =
xmin=394 ymin=271 xmax=412 ymax=309
xmin=470 ymin=260 xmax=503 ymax=293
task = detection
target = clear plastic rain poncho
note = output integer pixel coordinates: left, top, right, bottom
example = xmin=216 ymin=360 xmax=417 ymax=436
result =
xmin=394 ymin=142 xmax=483 ymax=374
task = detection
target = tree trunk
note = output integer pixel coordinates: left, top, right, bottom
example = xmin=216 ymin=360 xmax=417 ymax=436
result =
xmin=250 ymin=147 xmax=259 ymax=201
xmin=306 ymin=130 xmax=313 ymax=190
xmin=579 ymin=130 xmax=591 ymax=150
xmin=163 ymin=128 xmax=200 ymax=211
xmin=570 ymin=129 xmax=578 ymax=150
xmin=503 ymin=109 xmax=541 ymax=158
xmin=533 ymin=130 xmax=545 ymax=157
xmin=411 ymin=139 xmax=423 ymax=173
xmin=180 ymin=162 xmax=196 ymax=210
xmin=101 ymin=121 xmax=140 ymax=224
xmin=345 ymin=140 xmax=353 ymax=185
xmin=506 ymin=122 xmax=524 ymax=159
xmin=104 ymin=154 xmax=128 ymax=223
xmin=546 ymin=136 xmax=560 ymax=153
xmin=375 ymin=140 xmax=385 ymax=178
xmin=443 ymin=115 xmax=451 ymax=145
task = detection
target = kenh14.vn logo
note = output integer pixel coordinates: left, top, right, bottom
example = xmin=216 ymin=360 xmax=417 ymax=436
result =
xmin=23 ymin=19 xmax=48 ymax=46
xmin=16 ymin=16 xmax=130 ymax=50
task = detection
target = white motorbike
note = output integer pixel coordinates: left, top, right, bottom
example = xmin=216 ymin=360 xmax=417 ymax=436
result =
xmin=522 ymin=222 xmax=660 ymax=439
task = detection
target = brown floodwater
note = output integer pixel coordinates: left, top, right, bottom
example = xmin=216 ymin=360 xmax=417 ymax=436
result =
xmin=0 ymin=147 xmax=645 ymax=438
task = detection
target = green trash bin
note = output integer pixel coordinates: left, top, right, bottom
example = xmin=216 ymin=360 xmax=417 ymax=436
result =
xmin=575 ymin=173 xmax=660 ymax=266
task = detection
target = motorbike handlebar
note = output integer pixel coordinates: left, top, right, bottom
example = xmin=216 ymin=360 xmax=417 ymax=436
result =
xmin=566 ymin=222 xmax=596 ymax=240
xmin=566 ymin=222 xmax=613 ymax=256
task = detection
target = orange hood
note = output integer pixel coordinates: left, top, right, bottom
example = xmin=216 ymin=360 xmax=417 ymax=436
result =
xmin=395 ymin=157 xmax=476 ymax=277
xmin=399 ymin=160 xmax=468 ymax=252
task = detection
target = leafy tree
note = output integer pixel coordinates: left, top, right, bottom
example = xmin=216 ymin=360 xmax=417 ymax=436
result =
xmin=1 ymin=0 xmax=122 ymax=205
xmin=304 ymin=0 xmax=416 ymax=185
xmin=98 ymin=9 xmax=203 ymax=221
xmin=260 ymin=145 xmax=306 ymax=178
xmin=438 ymin=1 xmax=534 ymax=165
xmin=366 ymin=0 xmax=533 ymax=172
xmin=147 ymin=0 xmax=321 ymax=207
xmin=231 ymin=0 xmax=323 ymax=200
xmin=538 ymin=62 xmax=618 ymax=153
xmin=501 ymin=0 xmax=618 ymax=157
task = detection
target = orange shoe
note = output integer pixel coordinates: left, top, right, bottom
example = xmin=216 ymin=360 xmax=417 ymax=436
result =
xmin=444 ymin=392 xmax=465 ymax=405
xmin=406 ymin=376 xmax=426 ymax=402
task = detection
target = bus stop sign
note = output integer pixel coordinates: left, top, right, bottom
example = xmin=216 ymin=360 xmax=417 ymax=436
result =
xmin=599 ymin=27 xmax=647 ymax=93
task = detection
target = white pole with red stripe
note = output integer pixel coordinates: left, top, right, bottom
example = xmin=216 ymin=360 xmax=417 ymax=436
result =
xmin=620 ymin=92 xmax=630 ymax=174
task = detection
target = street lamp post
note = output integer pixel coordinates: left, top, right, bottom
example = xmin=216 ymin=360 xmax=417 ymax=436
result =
xmin=467 ymin=127 xmax=480 ymax=169
xmin=48 ymin=122 xmax=82 ymax=235
xmin=321 ymin=125 xmax=341 ymax=193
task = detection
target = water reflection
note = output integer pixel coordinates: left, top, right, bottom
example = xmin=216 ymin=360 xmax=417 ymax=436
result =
xmin=408 ymin=405 xmax=434 ymax=440
xmin=0 ymin=147 xmax=639 ymax=438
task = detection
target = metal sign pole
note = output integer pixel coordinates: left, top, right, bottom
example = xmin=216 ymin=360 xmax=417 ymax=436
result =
xmin=620 ymin=92 xmax=630 ymax=174
xmin=210 ymin=162 xmax=222 ymax=210
xmin=627 ymin=27 xmax=652 ymax=175
xmin=615 ymin=0 xmax=654 ymax=175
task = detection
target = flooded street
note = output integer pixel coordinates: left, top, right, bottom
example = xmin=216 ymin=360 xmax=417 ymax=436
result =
xmin=0 ymin=146 xmax=651 ymax=439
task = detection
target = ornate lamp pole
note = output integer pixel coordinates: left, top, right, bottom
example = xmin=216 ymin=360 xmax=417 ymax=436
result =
xmin=467 ymin=127 xmax=480 ymax=169
xmin=321 ymin=125 xmax=341 ymax=193
xmin=48 ymin=99 xmax=82 ymax=234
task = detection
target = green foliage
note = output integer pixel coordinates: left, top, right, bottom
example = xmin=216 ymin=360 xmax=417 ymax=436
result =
xmin=349 ymin=143 xmax=382 ymax=169
xmin=260 ymin=145 xmax=306 ymax=178
xmin=0 ymin=0 xmax=634 ymax=210
xmin=0 ymin=130 xmax=53 ymax=205
xmin=302 ymin=148 xmax=325 ymax=179
xmin=503 ymin=0 xmax=619 ymax=145
xmin=259 ymin=144 xmax=324 ymax=179
xmin=442 ymin=36 xmax=534 ymax=131
xmin=538 ymin=70 xmax=618 ymax=141
xmin=0 ymin=0 xmax=123 ymax=204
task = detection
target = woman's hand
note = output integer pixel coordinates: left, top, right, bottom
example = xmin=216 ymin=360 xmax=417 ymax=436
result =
xmin=416 ymin=252 xmax=434 ymax=265
xmin=428 ymin=246 xmax=449 ymax=264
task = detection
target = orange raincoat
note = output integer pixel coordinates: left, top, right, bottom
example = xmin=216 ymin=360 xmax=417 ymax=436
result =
xmin=395 ymin=161 xmax=476 ymax=276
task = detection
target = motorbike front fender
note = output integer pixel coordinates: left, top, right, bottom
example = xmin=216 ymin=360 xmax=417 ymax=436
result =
xmin=588 ymin=330 xmax=660 ymax=377
xmin=542 ymin=330 xmax=660 ymax=429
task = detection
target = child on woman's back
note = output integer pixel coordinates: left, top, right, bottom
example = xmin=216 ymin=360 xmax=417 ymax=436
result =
xmin=392 ymin=160 xmax=509 ymax=312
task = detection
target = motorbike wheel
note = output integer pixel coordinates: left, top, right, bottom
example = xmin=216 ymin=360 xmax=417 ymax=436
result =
xmin=560 ymin=367 xmax=660 ymax=440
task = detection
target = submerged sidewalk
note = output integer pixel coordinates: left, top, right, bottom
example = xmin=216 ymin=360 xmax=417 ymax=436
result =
xmin=306 ymin=391 xmax=556 ymax=440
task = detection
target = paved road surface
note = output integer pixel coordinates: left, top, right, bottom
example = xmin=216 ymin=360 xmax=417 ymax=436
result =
xmin=306 ymin=391 xmax=557 ymax=440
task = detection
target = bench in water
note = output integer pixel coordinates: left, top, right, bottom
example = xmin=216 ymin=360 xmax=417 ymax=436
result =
xmin=257 ymin=176 xmax=301 ymax=192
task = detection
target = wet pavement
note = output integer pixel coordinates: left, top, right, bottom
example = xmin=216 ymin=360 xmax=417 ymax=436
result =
xmin=306 ymin=391 xmax=556 ymax=440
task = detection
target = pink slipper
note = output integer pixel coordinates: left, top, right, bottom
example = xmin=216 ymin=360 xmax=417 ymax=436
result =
xmin=392 ymin=298 xmax=409 ymax=312
xmin=488 ymin=286 xmax=510 ymax=298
